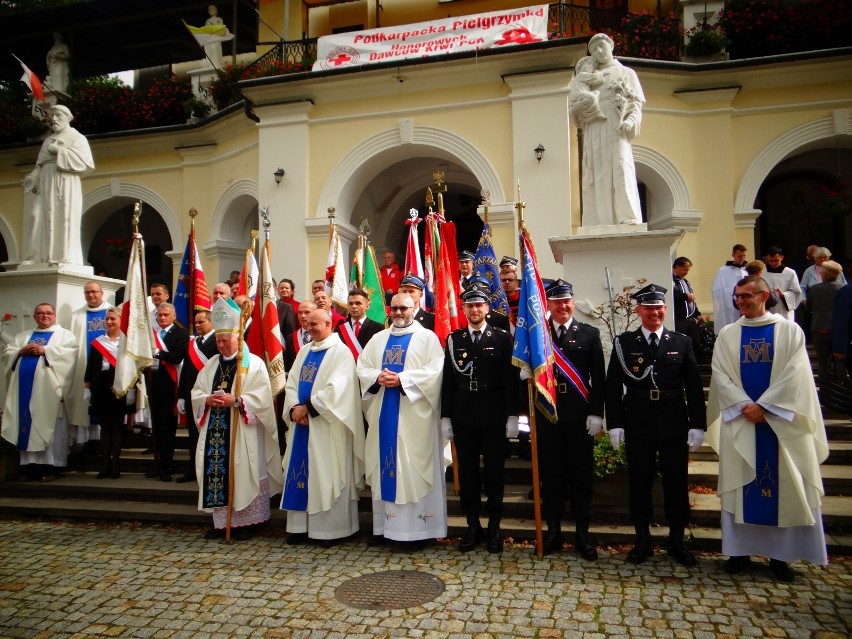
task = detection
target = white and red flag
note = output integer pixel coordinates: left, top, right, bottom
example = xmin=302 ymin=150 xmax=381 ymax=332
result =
xmin=13 ymin=54 xmax=44 ymax=101
xmin=246 ymin=240 xmax=286 ymax=396
xmin=326 ymin=222 xmax=349 ymax=308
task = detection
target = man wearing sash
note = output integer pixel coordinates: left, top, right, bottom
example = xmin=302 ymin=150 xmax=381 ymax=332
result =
xmin=175 ymin=310 xmax=217 ymax=483
xmin=606 ymin=284 xmax=706 ymax=566
xmin=281 ymin=309 xmax=365 ymax=545
xmin=336 ymin=288 xmax=384 ymax=360
xmin=191 ymin=298 xmax=283 ymax=540
xmin=441 ymin=287 xmax=518 ymax=553
xmin=2 ymin=303 xmax=77 ymax=481
xmin=148 ymin=302 xmax=188 ymax=482
xmin=707 ymin=276 xmax=828 ymax=581
xmin=69 ymin=281 xmax=110 ymax=448
xmin=357 ymin=293 xmax=446 ymax=546
xmin=534 ymin=279 xmax=606 ymax=559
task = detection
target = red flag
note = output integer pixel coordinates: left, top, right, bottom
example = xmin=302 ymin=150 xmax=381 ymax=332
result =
xmin=236 ymin=245 xmax=258 ymax=299
xmin=246 ymin=240 xmax=285 ymax=396
xmin=13 ymin=54 xmax=44 ymax=101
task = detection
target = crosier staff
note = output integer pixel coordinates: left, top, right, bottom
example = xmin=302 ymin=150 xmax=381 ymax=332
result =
xmin=225 ymin=299 xmax=252 ymax=542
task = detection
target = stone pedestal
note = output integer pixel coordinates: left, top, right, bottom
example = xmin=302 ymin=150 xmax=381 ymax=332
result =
xmin=0 ymin=265 xmax=124 ymax=332
xmin=549 ymin=229 xmax=685 ymax=354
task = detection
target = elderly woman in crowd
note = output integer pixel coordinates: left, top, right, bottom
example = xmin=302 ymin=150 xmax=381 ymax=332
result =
xmin=808 ymin=260 xmax=845 ymax=388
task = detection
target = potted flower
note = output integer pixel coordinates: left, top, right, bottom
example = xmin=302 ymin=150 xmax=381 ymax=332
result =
xmin=104 ymin=237 xmax=132 ymax=259
xmin=684 ymin=20 xmax=729 ymax=61
xmin=185 ymin=96 xmax=212 ymax=122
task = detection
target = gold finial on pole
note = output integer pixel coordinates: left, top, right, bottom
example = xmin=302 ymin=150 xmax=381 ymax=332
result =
xmin=132 ymin=200 xmax=143 ymax=233
xmin=425 ymin=187 xmax=434 ymax=214
xmin=433 ymin=170 xmax=447 ymax=216
xmin=260 ymin=206 xmax=271 ymax=242
xmin=515 ymin=179 xmax=526 ymax=225
xmin=480 ymin=189 xmax=491 ymax=225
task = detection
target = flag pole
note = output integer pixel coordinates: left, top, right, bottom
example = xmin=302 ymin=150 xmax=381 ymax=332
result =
xmin=188 ymin=208 xmax=198 ymax=330
xmin=517 ymin=182 xmax=544 ymax=560
xmin=225 ymin=299 xmax=252 ymax=542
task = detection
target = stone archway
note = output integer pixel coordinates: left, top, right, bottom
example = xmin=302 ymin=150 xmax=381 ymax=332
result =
xmin=633 ymin=145 xmax=702 ymax=232
xmin=0 ymin=213 xmax=19 ymax=270
xmin=205 ymin=179 xmax=259 ymax=281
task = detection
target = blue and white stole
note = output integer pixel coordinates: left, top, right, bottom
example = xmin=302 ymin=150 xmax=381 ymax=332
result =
xmin=378 ymin=332 xmax=414 ymax=502
xmin=201 ymin=358 xmax=237 ymax=509
xmin=281 ymin=348 xmax=328 ymax=511
xmin=739 ymin=323 xmax=779 ymax=526
xmin=16 ymin=331 xmax=53 ymax=451
xmin=86 ymin=308 xmax=107 ymax=347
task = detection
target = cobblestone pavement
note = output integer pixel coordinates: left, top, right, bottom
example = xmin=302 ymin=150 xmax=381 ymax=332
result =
xmin=0 ymin=520 xmax=849 ymax=639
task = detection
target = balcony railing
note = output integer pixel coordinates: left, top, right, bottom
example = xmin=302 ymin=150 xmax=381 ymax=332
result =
xmin=547 ymin=1 xmax=624 ymax=38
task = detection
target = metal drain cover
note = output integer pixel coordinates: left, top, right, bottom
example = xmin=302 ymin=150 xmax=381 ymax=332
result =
xmin=335 ymin=570 xmax=445 ymax=610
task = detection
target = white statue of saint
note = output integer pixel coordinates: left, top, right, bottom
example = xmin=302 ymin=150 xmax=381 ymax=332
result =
xmin=204 ymin=5 xmax=226 ymax=69
xmin=46 ymin=32 xmax=70 ymax=94
xmin=569 ymin=33 xmax=646 ymax=227
xmin=22 ymin=105 xmax=95 ymax=266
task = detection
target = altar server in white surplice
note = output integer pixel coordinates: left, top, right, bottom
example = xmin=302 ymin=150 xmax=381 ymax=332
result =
xmin=707 ymin=275 xmax=828 ymax=583
xmin=280 ymin=309 xmax=365 ymax=545
xmin=356 ymin=293 xmax=447 ymax=546
xmin=2 ymin=303 xmax=78 ymax=480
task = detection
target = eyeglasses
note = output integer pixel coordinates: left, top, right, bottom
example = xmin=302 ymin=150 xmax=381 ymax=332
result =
xmin=390 ymin=306 xmax=410 ymax=312
xmin=34 ymin=311 xmax=55 ymax=316
xmin=732 ymin=292 xmax=763 ymax=300
xmin=500 ymin=278 xmax=516 ymax=283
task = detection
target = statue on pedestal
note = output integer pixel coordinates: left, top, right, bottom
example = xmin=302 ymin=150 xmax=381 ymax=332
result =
xmin=570 ymin=33 xmax=646 ymax=227
xmin=22 ymin=105 xmax=94 ymax=266
xmin=46 ymin=32 xmax=70 ymax=95
xmin=204 ymin=5 xmax=226 ymax=69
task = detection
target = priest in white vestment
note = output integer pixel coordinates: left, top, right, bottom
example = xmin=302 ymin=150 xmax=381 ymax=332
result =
xmin=763 ymin=247 xmax=803 ymax=322
xmin=191 ymin=298 xmax=283 ymax=540
xmin=2 ymin=303 xmax=78 ymax=480
xmin=711 ymin=244 xmax=748 ymax=334
xmin=68 ymin=281 xmax=111 ymax=445
xmin=356 ymin=293 xmax=447 ymax=544
xmin=707 ymin=275 xmax=828 ymax=582
xmin=280 ymin=309 xmax=365 ymax=545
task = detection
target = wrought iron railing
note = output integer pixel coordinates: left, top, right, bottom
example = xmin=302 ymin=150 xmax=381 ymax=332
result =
xmin=547 ymin=1 xmax=624 ymax=38
xmin=247 ymin=38 xmax=318 ymax=75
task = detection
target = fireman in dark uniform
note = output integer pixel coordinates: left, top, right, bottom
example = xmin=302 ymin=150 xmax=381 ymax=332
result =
xmin=605 ymin=283 xmax=706 ymax=566
xmin=534 ymin=279 xmax=606 ymax=559
xmin=441 ymin=287 xmax=518 ymax=553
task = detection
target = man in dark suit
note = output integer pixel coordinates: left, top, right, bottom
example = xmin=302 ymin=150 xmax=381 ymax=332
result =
xmin=605 ymin=283 xmax=706 ymax=566
xmin=276 ymin=291 xmax=298 ymax=345
xmin=175 ymin=310 xmax=218 ymax=483
xmin=336 ymin=288 xmax=384 ymax=359
xmin=672 ymin=256 xmax=705 ymax=361
xmin=458 ymin=250 xmax=475 ymax=289
xmin=534 ymin=279 xmax=605 ymax=560
xmin=283 ymin=301 xmax=316 ymax=373
xmin=464 ymin=275 xmax=512 ymax=332
xmin=399 ymin=274 xmax=435 ymax=330
xmin=441 ymin=287 xmax=518 ymax=553
xmin=148 ymin=302 xmax=189 ymax=482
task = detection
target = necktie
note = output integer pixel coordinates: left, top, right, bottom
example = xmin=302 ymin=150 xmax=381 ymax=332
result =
xmin=649 ymin=332 xmax=658 ymax=353
xmin=558 ymin=325 xmax=567 ymax=340
xmin=302 ymin=331 xmax=310 ymax=345
xmin=473 ymin=329 xmax=481 ymax=344
xmin=354 ymin=321 xmax=361 ymax=337
xmin=197 ymin=335 xmax=203 ymax=347
xmin=160 ymin=329 xmax=167 ymax=340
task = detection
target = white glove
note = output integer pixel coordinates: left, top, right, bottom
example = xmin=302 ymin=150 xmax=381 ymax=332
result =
xmin=608 ymin=428 xmax=625 ymax=450
xmin=126 ymin=388 xmax=137 ymax=406
xmin=506 ymin=416 xmax=519 ymax=438
xmin=83 ymin=388 xmax=91 ymax=406
xmin=586 ymin=415 xmax=603 ymax=437
xmin=517 ymin=415 xmax=530 ymax=433
xmin=687 ymin=429 xmax=705 ymax=452
xmin=176 ymin=398 xmax=186 ymax=414
xmin=440 ymin=417 xmax=454 ymax=441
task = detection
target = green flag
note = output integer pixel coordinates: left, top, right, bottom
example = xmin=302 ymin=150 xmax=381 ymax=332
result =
xmin=362 ymin=244 xmax=387 ymax=324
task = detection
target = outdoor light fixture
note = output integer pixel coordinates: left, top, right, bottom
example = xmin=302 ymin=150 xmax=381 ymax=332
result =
xmin=273 ymin=167 xmax=285 ymax=184
xmin=534 ymin=144 xmax=545 ymax=163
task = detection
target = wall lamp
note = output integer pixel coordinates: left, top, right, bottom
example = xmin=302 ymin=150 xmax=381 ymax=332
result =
xmin=273 ymin=167 xmax=285 ymax=185
xmin=534 ymin=143 xmax=545 ymax=163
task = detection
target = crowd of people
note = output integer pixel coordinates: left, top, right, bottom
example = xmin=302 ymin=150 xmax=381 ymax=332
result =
xmin=0 ymin=245 xmax=833 ymax=581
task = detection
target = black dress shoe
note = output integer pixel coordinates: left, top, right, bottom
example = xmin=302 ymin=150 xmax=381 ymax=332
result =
xmin=316 ymin=539 xmax=338 ymax=548
xmin=176 ymin=475 xmax=196 ymax=484
xmin=144 ymin=470 xmax=159 ymax=479
xmin=458 ymin=524 xmax=484 ymax=553
xmin=486 ymin=522 xmax=503 ymax=554
xmin=542 ymin=529 xmax=564 ymax=555
xmin=141 ymin=448 xmax=154 ymax=454
xmin=366 ymin=534 xmax=386 ymax=547
xmin=769 ymin=559 xmax=795 ymax=582
xmin=286 ymin=533 xmax=309 ymax=545
xmin=666 ymin=539 xmax=697 ymax=567
xmin=96 ymin=471 xmax=109 ymax=479
xmin=159 ymin=473 xmax=173 ymax=482
xmin=204 ymin=527 xmax=224 ymax=540
xmin=575 ymin=532 xmax=598 ymax=561
xmin=110 ymin=472 xmax=121 ymax=479
xmin=723 ymin=555 xmax=752 ymax=574
xmin=230 ymin=526 xmax=256 ymax=541
xmin=626 ymin=536 xmax=654 ymax=564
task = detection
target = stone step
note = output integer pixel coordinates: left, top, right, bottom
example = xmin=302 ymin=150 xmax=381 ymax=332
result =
xmin=687 ymin=460 xmax=852 ymax=495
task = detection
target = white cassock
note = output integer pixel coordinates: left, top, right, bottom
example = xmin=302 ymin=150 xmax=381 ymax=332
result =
xmin=280 ymin=333 xmax=365 ymax=539
xmin=711 ymin=263 xmax=747 ymax=334
xmin=191 ymin=352 xmax=283 ymax=526
xmin=356 ymin=321 xmax=448 ymax=541
xmin=2 ymin=324 xmax=78 ymax=467
xmin=68 ymin=301 xmax=110 ymax=443
xmin=763 ymin=267 xmax=803 ymax=321
xmin=706 ymin=313 xmax=828 ymax=564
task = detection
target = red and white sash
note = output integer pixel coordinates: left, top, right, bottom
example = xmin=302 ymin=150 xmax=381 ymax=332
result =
xmin=188 ymin=335 xmax=211 ymax=372
xmin=338 ymin=322 xmax=363 ymax=360
xmin=153 ymin=328 xmax=181 ymax=389
xmin=91 ymin=335 xmax=118 ymax=368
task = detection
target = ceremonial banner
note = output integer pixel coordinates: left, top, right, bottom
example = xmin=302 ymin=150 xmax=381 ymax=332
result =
xmin=313 ymin=5 xmax=547 ymax=71
xmin=182 ymin=20 xmax=234 ymax=48
xmin=236 ymin=244 xmax=258 ymax=299
xmin=174 ymin=229 xmax=211 ymax=329
xmin=511 ymin=224 xmax=558 ymax=422
xmin=246 ymin=241 xmax=286 ymax=396
xmin=114 ymin=234 xmax=154 ymax=397
xmin=13 ymin=54 xmax=44 ymax=101
xmin=404 ymin=212 xmax=427 ymax=310
xmin=361 ymin=244 xmax=388 ymax=324
xmin=474 ymin=223 xmax=511 ymax=317
xmin=326 ymin=223 xmax=349 ymax=308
